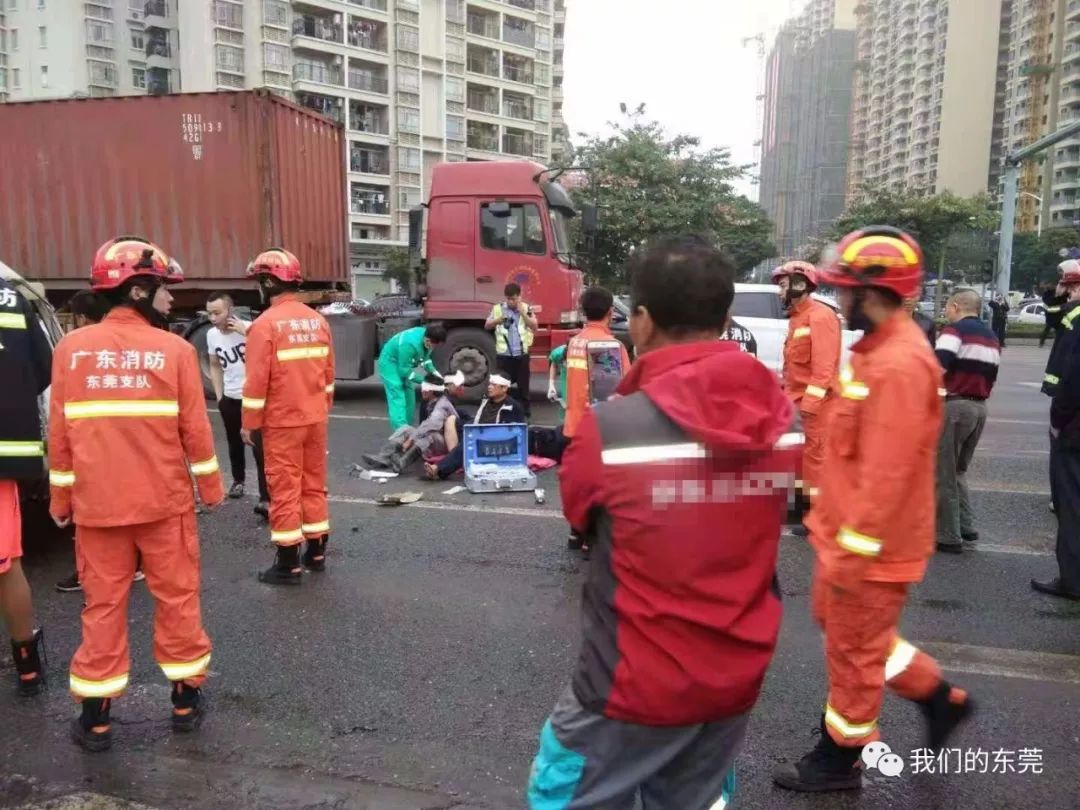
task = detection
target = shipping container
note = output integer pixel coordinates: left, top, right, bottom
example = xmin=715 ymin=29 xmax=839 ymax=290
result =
xmin=0 ymin=90 xmax=348 ymax=299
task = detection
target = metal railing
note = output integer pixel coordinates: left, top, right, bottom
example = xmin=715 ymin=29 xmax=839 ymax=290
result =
xmin=294 ymin=62 xmax=342 ymax=86
xmin=348 ymin=0 xmax=387 ymax=9
xmin=350 ymin=149 xmax=390 ymax=174
xmin=350 ymin=108 xmax=390 ymax=133
xmin=467 ymin=92 xmax=499 ymax=114
xmin=502 ymin=62 xmax=533 ymax=83
xmin=503 ymin=132 xmax=532 ymax=156
xmin=144 ymin=0 xmax=167 ymax=17
xmin=293 ymin=16 xmax=342 ymax=43
xmin=503 ymin=100 xmax=532 ymax=120
xmin=348 ymin=70 xmax=388 ymax=94
xmin=467 ymin=56 xmax=500 ymax=77
xmin=349 ymin=24 xmax=386 ymax=51
xmin=351 ymin=196 xmax=390 ymax=215
xmin=507 ymin=0 xmax=536 ymax=9
xmin=503 ymin=24 xmax=534 ymax=47
xmin=468 ymin=134 xmax=500 ymax=151
xmin=467 ymin=16 xmax=500 ymax=39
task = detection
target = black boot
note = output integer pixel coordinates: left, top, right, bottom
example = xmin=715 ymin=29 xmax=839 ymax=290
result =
xmin=303 ymin=535 xmax=328 ymax=572
xmin=258 ymin=544 xmax=302 ymax=586
xmin=71 ymin=697 xmax=112 ymax=752
xmin=391 ymin=445 xmax=423 ymax=474
xmin=170 ymin=681 xmax=204 ymax=733
xmin=567 ymin=529 xmax=583 ymax=550
xmin=11 ymin=628 xmax=45 ymax=696
xmin=918 ymin=681 xmax=974 ymax=749
xmin=772 ymin=717 xmax=863 ymax=792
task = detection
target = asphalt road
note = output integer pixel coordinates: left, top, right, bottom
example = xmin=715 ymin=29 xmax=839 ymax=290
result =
xmin=3 ymin=346 xmax=1079 ymax=810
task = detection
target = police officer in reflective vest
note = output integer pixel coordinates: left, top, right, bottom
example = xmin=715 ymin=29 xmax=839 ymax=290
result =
xmin=0 ymin=274 xmax=51 ymax=696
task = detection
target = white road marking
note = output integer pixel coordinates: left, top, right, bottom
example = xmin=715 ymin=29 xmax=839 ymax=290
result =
xmin=969 ymin=483 xmax=1051 ymax=495
xmin=1016 ymin=382 xmax=1043 ymax=389
xmin=918 ymin=641 xmax=1080 ymax=686
xmin=987 ymin=418 xmax=1046 ymax=426
xmin=976 ymin=543 xmax=1050 ymax=556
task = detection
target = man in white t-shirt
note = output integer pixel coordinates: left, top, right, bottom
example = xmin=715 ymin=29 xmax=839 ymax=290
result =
xmin=205 ymin=292 xmax=269 ymax=516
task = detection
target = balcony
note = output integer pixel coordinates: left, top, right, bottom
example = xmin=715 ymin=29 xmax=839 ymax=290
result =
xmin=293 ymin=15 xmax=343 ymax=46
xmin=294 ymin=61 xmax=343 ymax=87
xmin=349 ymin=145 xmax=390 ymax=175
xmin=348 ymin=16 xmax=388 ymax=51
xmin=467 ymin=10 xmax=500 ymax=40
xmin=144 ymin=0 xmax=168 ymax=23
xmin=503 ymin=16 xmax=534 ymax=48
xmin=507 ymin=0 xmax=536 ymax=9
xmin=467 ymin=45 xmax=500 ymax=78
xmin=503 ymin=53 xmax=533 ymax=84
xmin=503 ymin=91 xmax=532 ymax=120
xmin=146 ymin=36 xmax=171 ymax=59
xmin=146 ymin=66 xmax=171 ymax=95
xmin=349 ymin=101 xmax=389 ymax=134
xmin=467 ymin=84 xmax=499 ymax=114
xmin=348 ymin=0 xmax=387 ymax=10
xmin=297 ymin=91 xmax=344 ymax=124
xmin=503 ymin=129 xmax=533 ymax=157
xmin=347 ymin=64 xmax=389 ymax=95
xmin=467 ymin=121 xmax=499 ymax=152
xmin=351 ymin=183 xmax=390 ymax=216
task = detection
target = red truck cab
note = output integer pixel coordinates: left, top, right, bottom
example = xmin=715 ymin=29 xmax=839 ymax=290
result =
xmin=412 ymin=161 xmax=587 ymax=390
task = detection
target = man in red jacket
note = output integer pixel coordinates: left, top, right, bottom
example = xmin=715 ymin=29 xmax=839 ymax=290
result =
xmin=527 ymin=236 xmax=801 ymax=809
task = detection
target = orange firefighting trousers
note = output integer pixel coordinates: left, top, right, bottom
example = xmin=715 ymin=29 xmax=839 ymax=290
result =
xmin=263 ymin=422 xmax=329 ymax=546
xmin=811 ymin=564 xmax=942 ymax=746
xmin=70 ymin=512 xmax=211 ymax=699
xmin=800 ymin=401 xmax=832 ymax=498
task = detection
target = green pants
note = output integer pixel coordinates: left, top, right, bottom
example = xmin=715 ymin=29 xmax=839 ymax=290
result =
xmin=379 ymin=358 xmax=415 ymax=431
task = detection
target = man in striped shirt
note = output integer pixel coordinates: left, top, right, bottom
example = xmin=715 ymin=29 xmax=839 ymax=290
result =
xmin=933 ymin=289 xmax=1000 ymax=553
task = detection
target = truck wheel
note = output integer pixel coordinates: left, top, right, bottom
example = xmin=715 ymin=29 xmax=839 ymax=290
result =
xmin=434 ymin=327 xmax=496 ymax=402
xmin=186 ymin=321 xmax=216 ymax=399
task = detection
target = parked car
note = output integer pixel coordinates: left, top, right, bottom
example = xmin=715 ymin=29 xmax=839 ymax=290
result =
xmin=1009 ymin=302 xmax=1047 ymax=325
xmin=608 ymin=297 xmax=759 ymax=357
xmin=730 ymin=283 xmax=860 ymax=374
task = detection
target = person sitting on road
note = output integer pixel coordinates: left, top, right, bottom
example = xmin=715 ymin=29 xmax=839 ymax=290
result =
xmin=364 ymin=372 xmax=464 ymax=474
xmin=424 ymin=373 xmax=526 ymax=480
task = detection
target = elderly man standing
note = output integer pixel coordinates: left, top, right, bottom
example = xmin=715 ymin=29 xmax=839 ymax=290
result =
xmin=933 ymin=290 xmax=1000 ymax=554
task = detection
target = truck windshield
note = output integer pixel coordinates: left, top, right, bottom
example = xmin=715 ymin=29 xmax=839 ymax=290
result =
xmin=550 ymin=209 xmax=572 ymax=255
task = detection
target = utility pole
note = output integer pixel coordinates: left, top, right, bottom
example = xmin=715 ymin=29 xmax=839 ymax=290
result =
xmin=998 ymin=119 xmax=1080 ymax=296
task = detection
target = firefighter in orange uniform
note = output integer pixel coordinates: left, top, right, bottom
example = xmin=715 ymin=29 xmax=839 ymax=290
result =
xmin=49 ymin=237 xmax=224 ymax=752
xmin=773 ymin=227 xmax=974 ymax=793
xmin=772 ymin=260 xmax=841 ymax=520
xmin=240 ymin=249 xmax=335 ymax=585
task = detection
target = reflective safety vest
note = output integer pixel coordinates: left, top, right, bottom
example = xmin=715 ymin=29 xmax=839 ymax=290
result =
xmin=1043 ymin=301 xmax=1080 ymax=396
xmin=0 ymin=278 xmax=51 ymax=481
xmin=491 ymin=302 xmax=534 ymax=355
xmin=47 ymin=307 xmax=223 ymax=527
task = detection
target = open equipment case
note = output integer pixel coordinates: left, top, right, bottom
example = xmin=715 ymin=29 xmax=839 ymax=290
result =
xmin=463 ymin=423 xmax=537 ymax=493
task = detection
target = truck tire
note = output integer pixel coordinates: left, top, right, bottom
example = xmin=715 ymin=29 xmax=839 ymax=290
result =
xmin=185 ymin=320 xmax=217 ymax=399
xmin=434 ymin=327 xmax=496 ymax=402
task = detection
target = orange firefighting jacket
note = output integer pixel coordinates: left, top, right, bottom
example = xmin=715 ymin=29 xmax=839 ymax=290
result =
xmin=241 ymin=294 xmax=335 ymax=431
xmin=782 ymin=296 xmax=842 ymax=415
xmin=807 ymin=311 xmax=943 ymax=588
xmin=563 ymin=322 xmax=632 ymax=438
xmin=48 ymin=307 xmax=224 ymax=527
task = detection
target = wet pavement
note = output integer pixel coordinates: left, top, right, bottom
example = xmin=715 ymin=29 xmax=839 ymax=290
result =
xmin=3 ymin=346 xmax=1078 ymax=809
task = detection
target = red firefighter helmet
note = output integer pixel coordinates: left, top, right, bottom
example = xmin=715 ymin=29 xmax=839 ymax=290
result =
xmin=820 ymin=226 xmax=924 ymax=300
xmin=246 ymin=248 xmax=302 ymax=284
xmin=90 ymin=236 xmax=182 ymax=292
xmin=1059 ymin=259 xmax=1080 ymax=286
xmin=771 ymin=260 xmax=819 ymax=288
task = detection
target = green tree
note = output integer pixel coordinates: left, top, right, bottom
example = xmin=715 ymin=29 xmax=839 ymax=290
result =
xmin=381 ymin=246 xmax=412 ymax=291
xmin=1011 ymin=228 xmax=1080 ymax=294
xmin=569 ymin=105 xmax=776 ymax=286
xmin=824 ymin=187 xmax=999 ymax=289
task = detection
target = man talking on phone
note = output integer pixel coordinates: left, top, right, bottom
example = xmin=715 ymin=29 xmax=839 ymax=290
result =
xmin=486 ymin=283 xmax=538 ymax=417
xmin=205 ymin=292 xmax=269 ymax=517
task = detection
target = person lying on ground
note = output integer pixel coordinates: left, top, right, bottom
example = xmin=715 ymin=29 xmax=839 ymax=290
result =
xmin=363 ymin=372 xmax=465 ymax=474
xmin=424 ymin=373 xmax=526 ymax=480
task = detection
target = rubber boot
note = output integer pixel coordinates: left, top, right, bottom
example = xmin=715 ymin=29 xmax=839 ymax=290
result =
xmin=918 ymin=681 xmax=974 ymax=749
xmin=170 ymin=681 xmax=204 ymax=733
xmin=71 ymin=697 xmax=112 ymax=752
xmin=391 ymin=444 xmax=423 ymax=474
xmin=303 ymin=535 xmax=329 ymax=573
xmin=772 ymin=716 xmax=863 ymax=793
xmin=257 ymin=544 xmax=302 ymax=586
xmin=11 ymin=628 xmax=45 ymax=696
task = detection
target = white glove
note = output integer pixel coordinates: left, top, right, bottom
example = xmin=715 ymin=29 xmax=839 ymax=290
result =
xmin=547 ymin=384 xmax=559 ymax=402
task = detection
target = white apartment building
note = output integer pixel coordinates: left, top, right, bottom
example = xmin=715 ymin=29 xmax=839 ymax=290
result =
xmin=847 ymin=0 xmax=1003 ymax=199
xmin=0 ymin=0 xmax=564 ymax=298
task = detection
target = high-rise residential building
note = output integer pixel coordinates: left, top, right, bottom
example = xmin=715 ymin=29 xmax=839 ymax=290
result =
xmin=550 ymin=0 xmax=568 ymax=163
xmin=846 ymin=0 xmax=1004 ymax=199
xmin=758 ymin=0 xmax=856 ymax=258
xmin=0 ymin=0 xmax=564 ymax=297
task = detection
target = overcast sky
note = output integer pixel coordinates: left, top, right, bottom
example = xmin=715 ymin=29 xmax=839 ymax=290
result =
xmin=562 ymin=0 xmax=798 ymax=199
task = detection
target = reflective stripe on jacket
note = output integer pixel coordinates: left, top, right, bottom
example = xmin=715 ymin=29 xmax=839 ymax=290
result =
xmin=807 ymin=311 xmax=943 ymax=587
xmin=47 ymin=307 xmax=223 ymax=526
xmin=242 ymin=294 xmax=336 ymax=430
xmin=491 ymin=302 xmax=534 ymax=355
xmin=563 ymin=323 xmax=631 ymax=438
xmin=782 ymin=297 xmax=841 ymax=416
xmin=0 ymin=279 xmax=51 ymax=481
